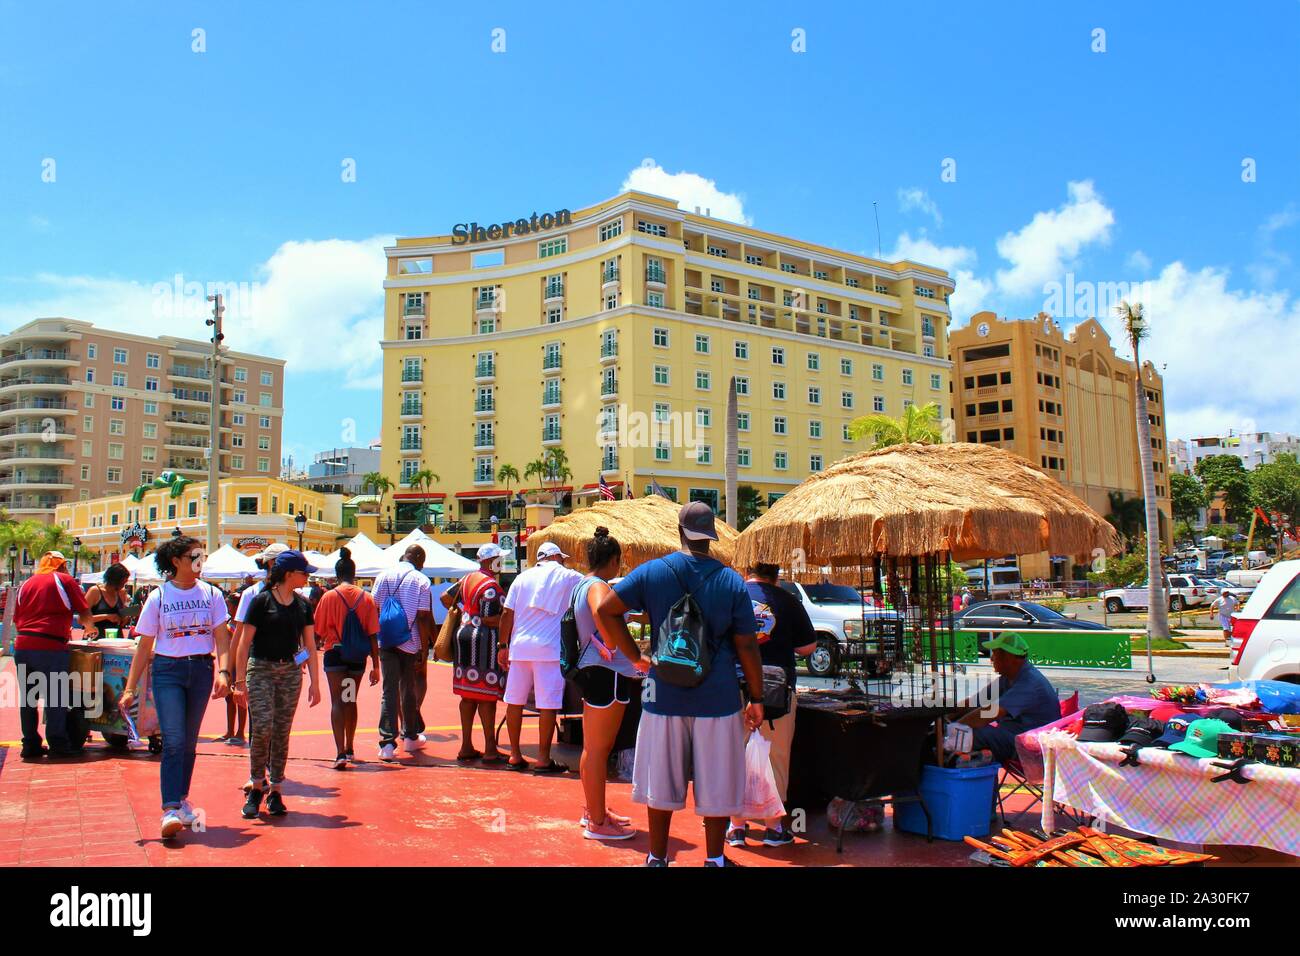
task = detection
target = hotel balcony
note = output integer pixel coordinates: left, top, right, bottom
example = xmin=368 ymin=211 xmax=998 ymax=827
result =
xmin=0 ymin=421 xmax=75 ymax=442
xmin=2 ymin=494 xmax=63 ymax=515
xmin=542 ymin=353 xmax=562 ymax=372
xmin=600 ymin=340 xmax=618 ymax=364
xmin=475 ymin=295 xmax=498 ymax=314
xmin=401 ymin=401 xmax=423 ymax=419
xmin=0 ymin=445 xmax=74 ymax=467
xmin=0 ymin=472 xmax=73 ymax=492
xmin=399 ymin=438 xmax=422 ymax=452
xmin=0 ymin=374 xmax=72 ymax=394
xmin=474 ymin=399 xmax=495 ymax=417
xmin=541 ymin=428 xmax=562 ymax=446
xmin=474 ymin=435 xmax=496 ymax=452
xmin=601 ymin=267 xmax=620 ymax=289
xmin=0 ymin=397 xmax=76 ymax=418
xmin=600 ymin=377 xmax=619 ymax=399
xmin=601 ymin=454 xmax=619 ymax=475
xmin=646 ymin=267 xmax=667 ymax=287
xmin=543 ymin=283 xmax=565 ymax=303
xmin=401 ymin=368 xmax=423 ymax=384
xmin=474 ymin=361 xmax=495 ymax=382
xmin=0 ymin=348 xmax=78 ymax=369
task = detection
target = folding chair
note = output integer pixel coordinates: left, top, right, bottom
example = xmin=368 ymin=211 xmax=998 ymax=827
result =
xmin=994 ymin=692 xmax=1092 ymax=828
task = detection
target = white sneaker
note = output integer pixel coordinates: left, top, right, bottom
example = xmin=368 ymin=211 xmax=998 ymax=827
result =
xmin=161 ymin=810 xmax=185 ymax=839
xmin=177 ymin=800 xmax=198 ymax=827
xmin=403 ymin=737 xmax=424 ymax=753
xmin=379 ymin=743 xmax=397 ymax=762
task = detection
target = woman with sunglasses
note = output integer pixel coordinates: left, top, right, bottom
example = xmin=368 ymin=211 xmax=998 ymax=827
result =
xmin=232 ymin=550 xmax=321 ymax=818
xmin=120 ymin=537 xmax=233 ymax=841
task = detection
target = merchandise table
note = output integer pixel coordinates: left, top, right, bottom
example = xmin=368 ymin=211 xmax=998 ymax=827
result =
xmin=68 ymin=637 xmax=160 ymax=749
xmin=1038 ymin=732 xmax=1300 ymax=857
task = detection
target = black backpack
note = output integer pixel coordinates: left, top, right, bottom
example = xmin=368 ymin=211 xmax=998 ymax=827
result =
xmin=558 ymin=581 xmax=585 ymax=677
xmin=653 ymin=559 xmax=725 ymax=688
xmin=759 ymin=665 xmax=791 ymax=723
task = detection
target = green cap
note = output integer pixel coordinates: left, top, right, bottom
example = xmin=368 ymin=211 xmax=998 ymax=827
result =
xmin=981 ymin=632 xmax=1030 ymax=656
xmin=1169 ymin=718 xmax=1232 ymax=759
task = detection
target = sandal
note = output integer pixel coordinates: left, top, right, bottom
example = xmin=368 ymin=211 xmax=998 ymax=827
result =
xmin=504 ymin=759 xmax=532 ymax=772
xmin=479 ymin=754 xmax=506 ymax=765
xmin=533 ymin=759 xmax=569 ymax=775
xmin=456 ymin=749 xmax=483 ymax=762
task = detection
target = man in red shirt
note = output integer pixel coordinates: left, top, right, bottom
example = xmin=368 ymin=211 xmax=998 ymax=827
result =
xmin=14 ymin=550 xmax=98 ymax=759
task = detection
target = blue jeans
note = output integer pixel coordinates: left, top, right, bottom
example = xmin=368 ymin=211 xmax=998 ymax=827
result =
xmin=152 ymin=655 xmax=213 ymax=810
xmin=973 ymin=724 xmax=1018 ymax=764
xmin=13 ymin=648 xmax=72 ymax=753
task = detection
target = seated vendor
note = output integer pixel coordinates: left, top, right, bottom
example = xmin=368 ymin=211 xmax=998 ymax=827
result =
xmin=953 ymin=632 xmax=1059 ymax=763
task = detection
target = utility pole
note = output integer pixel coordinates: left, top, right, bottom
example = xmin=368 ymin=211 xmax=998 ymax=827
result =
xmin=205 ymin=294 xmax=225 ymax=554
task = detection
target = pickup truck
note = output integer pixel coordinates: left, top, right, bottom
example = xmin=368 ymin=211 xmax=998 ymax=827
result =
xmin=778 ymin=580 xmax=899 ymax=678
xmin=1099 ymin=574 xmax=1213 ymax=613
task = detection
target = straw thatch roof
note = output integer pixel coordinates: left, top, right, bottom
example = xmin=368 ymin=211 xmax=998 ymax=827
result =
xmin=526 ymin=495 xmax=740 ymax=574
xmin=734 ymin=442 xmax=1123 ymax=574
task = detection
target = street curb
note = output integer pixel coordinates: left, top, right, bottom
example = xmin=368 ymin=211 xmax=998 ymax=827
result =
xmin=1147 ymin=649 xmax=1231 ymax=659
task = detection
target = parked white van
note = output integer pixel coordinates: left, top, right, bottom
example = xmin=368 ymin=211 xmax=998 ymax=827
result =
xmin=1228 ymin=560 xmax=1300 ymax=684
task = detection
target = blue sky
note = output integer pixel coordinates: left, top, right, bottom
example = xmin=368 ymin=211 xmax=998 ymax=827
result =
xmin=2 ymin=1 xmax=1297 ymax=466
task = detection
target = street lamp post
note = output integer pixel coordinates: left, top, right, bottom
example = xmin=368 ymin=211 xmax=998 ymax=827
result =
xmin=294 ymin=511 xmax=307 ymax=552
xmin=383 ymin=506 xmax=395 ymax=545
xmin=8 ymin=545 xmax=17 ymax=588
xmin=71 ymin=537 xmax=82 ymax=577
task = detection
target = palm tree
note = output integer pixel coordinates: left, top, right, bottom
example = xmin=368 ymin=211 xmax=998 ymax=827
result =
xmin=542 ymin=447 xmax=572 ymax=497
xmin=1105 ymin=491 xmax=1146 ymax=549
xmin=1117 ymin=299 xmax=1169 ymax=666
xmin=361 ymin=471 xmax=392 ymax=514
xmin=410 ymin=469 xmax=440 ymax=528
xmin=736 ymin=484 xmax=762 ymax=530
xmin=848 ymin=400 xmax=943 ymax=449
xmin=496 ymin=463 xmax=520 ymax=498
xmin=725 ymin=377 xmax=738 ymax=527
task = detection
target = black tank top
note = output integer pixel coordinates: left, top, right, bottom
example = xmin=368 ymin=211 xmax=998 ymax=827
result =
xmin=90 ymin=587 xmax=127 ymax=618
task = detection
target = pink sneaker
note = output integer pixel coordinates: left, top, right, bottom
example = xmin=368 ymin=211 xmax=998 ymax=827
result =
xmin=583 ymin=819 xmax=635 ymax=841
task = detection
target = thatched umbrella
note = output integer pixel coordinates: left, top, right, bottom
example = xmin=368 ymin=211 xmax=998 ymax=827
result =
xmin=734 ymin=442 xmax=1122 ymax=579
xmin=526 ymin=495 xmax=740 ymax=575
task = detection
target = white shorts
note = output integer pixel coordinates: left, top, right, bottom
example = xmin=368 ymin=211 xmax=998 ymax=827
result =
xmin=503 ymin=659 xmax=565 ymax=710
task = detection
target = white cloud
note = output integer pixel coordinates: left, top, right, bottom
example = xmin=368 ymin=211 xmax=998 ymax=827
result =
xmin=1247 ymin=205 xmax=1297 ymax=289
xmin=995 ymin=180 xmax=1115 ymax=297
xmin=898 ymin=187 xmax=942 ymax=226
xmin=621 ymin=159 xmax=749 ymax=224
xmin=1126 ymin=250 xmax=1152 ymax=273
xmin=889 ymin=232 xmax=991 ymax=321
xmin=0 ymin=236 xmax=391 ymax=386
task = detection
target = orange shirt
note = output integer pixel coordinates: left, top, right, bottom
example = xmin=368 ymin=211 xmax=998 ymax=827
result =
xmin=313 ymin=583 xmax=379 ymax=652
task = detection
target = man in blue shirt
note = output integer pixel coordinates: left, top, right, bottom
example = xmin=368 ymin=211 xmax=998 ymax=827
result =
xmin=954 ymin=632 xmax=1059 ymax=763
xmin=597 ymin=502 xmax=764 ymax=867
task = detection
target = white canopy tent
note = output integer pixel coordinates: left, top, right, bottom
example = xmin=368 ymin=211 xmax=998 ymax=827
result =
xmin=380 ymin=528 xmax=478 ymax=578
xmin=201 ymin=544 xmax=264 ymax=582
xmin=315 ymin=532 xmax=390 ymax=579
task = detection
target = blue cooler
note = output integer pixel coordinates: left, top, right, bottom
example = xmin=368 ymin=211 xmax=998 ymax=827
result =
xmin=894 ymin=763 xmax=1000 ymax=841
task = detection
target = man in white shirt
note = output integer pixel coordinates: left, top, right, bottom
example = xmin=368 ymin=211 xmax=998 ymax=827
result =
xmin=1212 ymin=590 xmax=1238 ymax=645
xmin=371 ymin=545 xmax=433 ymax=760
xmin=499 ymin=541 xmax=582 ymax=773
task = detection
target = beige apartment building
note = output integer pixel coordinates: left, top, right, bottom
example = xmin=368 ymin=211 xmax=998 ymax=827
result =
xmin=0 ymin=318 xmax=285 ymax=523
xmin=951 ymin=312 xmax=1172 ymax=580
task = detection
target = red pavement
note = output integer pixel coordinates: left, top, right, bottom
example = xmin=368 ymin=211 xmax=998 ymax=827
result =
xmin=0 ymin=656 xmax=997 ymax=867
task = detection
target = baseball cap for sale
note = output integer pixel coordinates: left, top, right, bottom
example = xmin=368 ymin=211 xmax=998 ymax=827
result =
xmin=1169 ymin=718 xmax=1234 ymax=759
xmin=1149 ymin=704 xmax=1187 ymax=724
xmin=1154 ymin=714 xmax=1196 ymax=748
xmin=1078 ymin=703 xmax=1129 ymax=742
xmin=1204 ymin=707 xmax=1244 ymax=730
xmin=1119 ymin=716 xmax=1165 ymax=749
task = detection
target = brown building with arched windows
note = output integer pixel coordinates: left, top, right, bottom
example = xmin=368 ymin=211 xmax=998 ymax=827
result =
xmin=950 ymin=312 xmax=1171 ymax=581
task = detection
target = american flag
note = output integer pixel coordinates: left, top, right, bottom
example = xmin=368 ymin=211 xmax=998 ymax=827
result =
xmin=650 ymin=478 xmax=671 ymax=499
xmin=598 ymin=476 xmax=616 ymax=500
xmin=624 ymin=476 xmax=634 ymax=499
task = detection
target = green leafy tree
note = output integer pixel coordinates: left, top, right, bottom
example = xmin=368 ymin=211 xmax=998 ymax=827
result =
xmin=735 ymin=484 xmax=762 ymax=530
xmin=496 ymin=463 xmax=520 ymax=497
xmin=1085 ymin=549 xmax=1150 ymax=588
xmin=361 ymin=472 xmax=392 ymax=514
xmin=1105 ymin=491 xmax=1146 ymax=550
xmin=1250 ymin=453 xmax=1300 ymax=528
xmin=1169 ymin=472 xmax=1206 ymax=525
xmin=1195 ymin=454 xmax=1255 ymax=522
xmin=848 ymin=401 xmax=942 ymax=449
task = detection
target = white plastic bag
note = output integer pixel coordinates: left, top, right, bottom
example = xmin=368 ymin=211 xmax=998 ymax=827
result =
xmin=740 ymin=730 xmax=785 ymax=820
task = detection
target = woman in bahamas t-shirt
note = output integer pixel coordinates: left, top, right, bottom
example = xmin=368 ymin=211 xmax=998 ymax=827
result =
xmin=121 ymin=535 xmax=233 ymax=841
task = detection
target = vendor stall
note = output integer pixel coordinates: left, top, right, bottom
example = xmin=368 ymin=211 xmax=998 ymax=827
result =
xmin=68 ymin=636 xmax=161 ymax=753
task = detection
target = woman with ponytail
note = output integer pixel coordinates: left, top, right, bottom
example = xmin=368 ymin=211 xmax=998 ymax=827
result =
xmin=312 ymin=547 xmax=380 ymax=769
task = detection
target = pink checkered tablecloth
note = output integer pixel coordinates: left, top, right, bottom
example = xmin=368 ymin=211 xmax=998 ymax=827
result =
xmin=1039 ymin=734 xmax=1300 ymax=857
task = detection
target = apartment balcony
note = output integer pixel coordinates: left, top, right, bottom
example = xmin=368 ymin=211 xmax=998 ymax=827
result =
xmin=0 ymin=397 xmax=76 ymax=418
xmin=0 ymin=446 xmax=74 ymax=467
xmin=0 ymin=374 xmax=71 ymax=393
xmin=600 ymin=455 xmax=619 ymax=475
xmin=399 ymin=439 xmax=422 ymax=453
xmin=541 ymin=428 xmax=562 ymax=446
xmin=601 ymin=267 xmax=620 ymax=288
xmin=168 ymin=364 xmax=219 ymax=383
xmin=400 ymin=402 xmax=423 ymax=419
xmin=600 ymin=341 xmax=618 ymax=364
xmin=542 ymin=353 xmax=562 ymax=372
xmin=164 ymin=436 xmax=214 ymax=452
xmin=0 ymin=472 xmax=73 ymax=491
xmin=475 ymin=295 xmax=498 ymax=314
xmin=170 ymin=389 xmax=212 ymax=407
xmin=0 ymin=349 xmax=78 ymax=368
xmin=646 ymin=266 xmax=667 ymax=287
xmin=3 ymin=494 xmax=62 ymax=514
xmin=0 ymin=422 xmax=75 ymax=442
xmin=600 ymin=377 xmax=619 ymax=399
xmin=401 ymin=369 xmax=423 ymax=384
xmin=403 ymin=302 xmax=427 ymax=319
xmin=543 ymin=283 xmax=565 ymax=303
xmin=474 ymin=435 xmax=496 ymax=452
xmin=541 ymin=393 xmax=562 ymax=411
xmin=474 ymin=400 xmax=495 ymax=417
xmin=474 ymin=361 xmax=495 ymax=382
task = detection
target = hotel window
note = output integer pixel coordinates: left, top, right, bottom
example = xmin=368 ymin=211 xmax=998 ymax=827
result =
xmin=774 ymin=451 xmax=788 ymax=470
xmin=112 ymin=372 xmax=126 ymax=387
xmin=141 ymin=446 xmax=156 ymax=462
xmin=814 ymin=270 xmax=829 ymax=280
xmin=538 ymin=237 xmax=568 ymax=259
xmin=843 ymin=424 xmax=853 ymax=441
xmin=737 ymin=448 xmax=751 ymax=468
xmin=696 ymin=445 xmax=713 ymax=464
xmin=734 ymin=340 xmax=749 ymax=360
xmin=109 ymin=419 xmax=125 ymax=436
xmin=707 ymin=245 xmax=728 ymax=258
xmin=146 ymin=353 xmax=160 ymax=369
xmin=736 ymin=412 xmax=750 ymax=431
xmin=636 ymin=220 xmax=668 ymax=238
xmin=695 ymin=334 xmax=710 ymax=354
xmin=111 ymin=396 xmax=125 ymax=411
xmin=923 ymin=345 xmax=935 ymax=358
xmin=237 ymin=496 xmax=259 ymax=516
xmin=903 ymin=399 xmax=914 ymax=410
xmin=783 ymin=292 xmax=794 ymax=307
xmin=107 ymin=467 xmax=122 ymax=483
xmin=85 ymin=369 xmax=94 ymax=383
xmin=399 ymin=257 xmax=432 ymax=275
xmin=145 ymin=376 xmax=159 ymax=391
xmin=653 ymin=327 xmax=669 ymax=348
xmin=261 ymin=371 xmax=273 ymax=386
xmin=401 ymin=459 xmax=418 ymax=483
xmin=545 ymin=307 xmax=562 ymax=324
xmin=655 ymin=441 xmax=670 ymax=462
xmin=647 ymin=292 xmax=664 ymax=308
xmin=773 ymin=416 xmax=787 ymax=435
xmin=695 ymin=370 xmax=711 ymax=390
xmin=696 ymin=407 xmax=711 ymax=429
xmin=747 ymin=287 xmax=761 ymax=301
xmin=233 ymin=413 xmax=245 ymax=426
xmin=406 ymin=323 xmax=423 ymax=340
xmin=604 ymin=292 xmax=618 ymax=310
xmin=82 ymin=440 xmax=93 ymax=455
xmin=233 ymin=389 xmax=246 ymax=404
xmin=543 ymin=379 xmax=561 ymax=406
xmin=771 ymin=347 xmax=785 ymax=366
xmin=734 ymin=376 xmax=749 ymax=396
xmin=235 ymin=367 xmax=248 ymax=382
xmin=654 ymin=402 xmax=670 ymax=423
xmin=772 ymin=381 xmax=786 ymax=400
xmin=168 ymin=504 xmax=177 ymax=519
xmin=846 ymin=277 xmax=860 ymax=288
xmin=87 ymin=344 xmax=97 ymax=359
xmin=232 ymin=434 xmax=245 ymax=448
xmin=850 ymin=306 xmax=860 ymax=321
xmin=808 ymin=385 xmax=821 ymax=405
xmin=810 ymin=455 xmax=823 ymax=471
xmin=842 ymin=391 xmax=855 ymax=410
xmin=807 ymin=352 xmax=821 ymax=371
xmin=475 ymin=456 xmax=494 ymax=482
xmin=80 ymin=465 xmax=90 ymax=481
xmin=871 ymin=363 xmax=883 ymax=381
xmin=260 ymin=393 xmax=272 ymax=407
xmin=188 ymin=501 xmax=198 ymax=517
xmin=654 ymin=365 xmax=670 ymax=386
xmin=84 ymin=394 xmax=93 ymax=408
xmin=540 ymin=415 xmax=558 ymax=443
xmin=260 ymin=416 xmax=270 ymax=429
xmin=874 ymin=395 xmax=886 ymax=412
xmin=836 ymin=358 xmax=851 ymax=377
xmin=930 ymin=373 xmax=942 ymax=390
xmin=710 ymin=278 xmax=723 ymax=294
xmin=256 ymin=436 xmax=269 ymax=452
xmin=809 ymin=419 xmax=822 ymax=439
xmin=84 ymin=416 xmax=94 ymax=433
xmin=113 ymin=348 xmax=128 ymax=364
xmin=599 ymin=219 xmax=622 ymax=242
xmin=816 ymin=301 xmax=828 ymax=314
xmin=781 ymin=263 xmax=796 ymax=274
xmin=902 ymin=368 xmax=913 ymax=386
